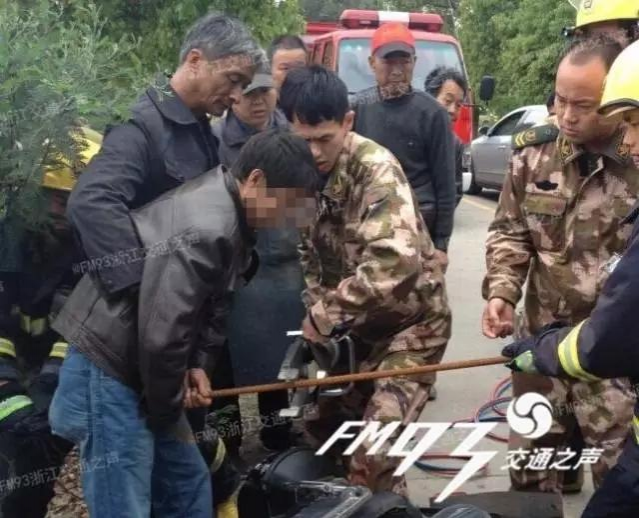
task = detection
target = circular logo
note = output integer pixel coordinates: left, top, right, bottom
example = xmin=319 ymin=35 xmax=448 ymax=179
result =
xmin=506 ymin=393 xmax=553 ymax=439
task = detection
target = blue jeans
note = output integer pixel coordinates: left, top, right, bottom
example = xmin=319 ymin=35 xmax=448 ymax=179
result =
xmin=49 ymin=347 xmax=212 ymax=518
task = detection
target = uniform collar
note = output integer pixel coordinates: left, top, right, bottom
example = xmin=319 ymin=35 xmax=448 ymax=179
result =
xmin=556 ymin=135 xmax=583 ymax=165
xmin=146 ymin=75 xmax=203 ymax=126
xmin=605 ymin=128 xmax=634 ymax=166
xmin=558 ymin=128 xmax=632 ymax=166
xmin=321 ymin=133 xmax=354 ymax=202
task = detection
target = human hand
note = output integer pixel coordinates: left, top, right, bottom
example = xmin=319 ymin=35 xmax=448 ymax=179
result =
xmin=482 ymin=298 xmax=515 ymax=339
xmin=302 ymin=315 xmax=329 ymax=345
xmin=433 ymin=250 xmax=449 ymax=273
xmin=183 ymin=368 xmax=212 ymax=409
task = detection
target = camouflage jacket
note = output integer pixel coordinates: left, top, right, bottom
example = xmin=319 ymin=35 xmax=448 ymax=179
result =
xmin=483 ymin=125 xmax=639 ymax=334
xmin=301 ymin=132 xmax=451 ymax=369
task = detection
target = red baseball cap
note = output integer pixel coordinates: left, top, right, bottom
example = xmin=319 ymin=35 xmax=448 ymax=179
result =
xmin=371 ymin=23 xmax=415 ymax=57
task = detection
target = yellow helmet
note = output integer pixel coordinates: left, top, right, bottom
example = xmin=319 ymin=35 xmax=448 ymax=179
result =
xmin=576 ymin=0 xmax=639 ymax=30
xmin=599 ymin=40 xmax=639 ymax=117
xmin=80 ymin=126 xmax=104 ymax=146
xmin=42 ymin=126 xmax=101 ymax=192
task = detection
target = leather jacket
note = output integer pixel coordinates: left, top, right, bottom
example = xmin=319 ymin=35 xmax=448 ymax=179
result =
xmin=53 ymin=167 xmax=255 ymax=429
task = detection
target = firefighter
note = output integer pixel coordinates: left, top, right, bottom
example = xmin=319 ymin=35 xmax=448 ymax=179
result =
xmin=565 ymin=0 xmax=639 ymax=47
xmin=502 ymin=40 xmax=639 ymax=517
xmin=0 ymin=127 xmax=98 ymax=379
xmin=0 ymin=127 xmax=98 ymax=518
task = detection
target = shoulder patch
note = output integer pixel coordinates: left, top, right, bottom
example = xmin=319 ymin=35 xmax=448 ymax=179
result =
xmin=512 ymin=124 xmax=559 ymax=150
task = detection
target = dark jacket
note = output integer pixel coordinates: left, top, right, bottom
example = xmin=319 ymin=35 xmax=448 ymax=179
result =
xmin=352 ymin=88 xmax=456 ymax=251
xmin=510 ymin=201 xmax=639 ymax=466
xmin=212 ymin=109 xmax=305 ymax=384
xmin=0 ymin=234 xmax=82 ymax=370
xmin=53 ymin=168 xmax=255 ymax=429
xmin=455 ymin=135 xmax=464 ymax=206
xmin=67 ymin=77 xmax=219 ymax=296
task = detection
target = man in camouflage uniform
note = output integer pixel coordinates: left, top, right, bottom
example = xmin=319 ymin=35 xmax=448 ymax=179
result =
xmin=280 ymin=65 xmax=451 ymax=496
xmin=482 ymin=36 xmax=637 ymax=494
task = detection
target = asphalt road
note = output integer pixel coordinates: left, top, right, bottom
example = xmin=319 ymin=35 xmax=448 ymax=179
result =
xmin=406 ymin=192 xmax=592 ymax=517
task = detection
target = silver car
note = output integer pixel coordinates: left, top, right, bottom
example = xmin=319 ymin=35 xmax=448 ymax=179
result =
xmin=468 ymin=105 xmax=548 ymax=193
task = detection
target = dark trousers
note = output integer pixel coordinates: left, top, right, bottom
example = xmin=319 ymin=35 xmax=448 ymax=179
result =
xmin=0 ymin=374 xmax=73 ymax=518
xmin=257 ymin=389 xmax=292 ymax=445
xmin=582 ymin=438 xmax=639 ymax=517
xmin=210 ymin=343 xmax=291 ymax=453
xmin=420 ymin=208 xmax=436 ymax=238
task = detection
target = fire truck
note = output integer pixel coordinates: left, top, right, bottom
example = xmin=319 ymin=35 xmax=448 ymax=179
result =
xmin=304 ymin=9 xmax=494 ymax=149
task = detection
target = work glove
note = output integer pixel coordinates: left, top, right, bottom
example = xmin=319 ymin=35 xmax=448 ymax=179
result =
xmin=501 ymin=335 xmax=539 ymax=374
xmin=501 ymin=321 xmax=567 ymax=375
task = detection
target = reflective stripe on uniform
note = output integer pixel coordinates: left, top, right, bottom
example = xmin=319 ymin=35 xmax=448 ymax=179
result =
xmin=216 ymin=498 xmax=239 ymax=518
xmin=633 ymin=415 xmax=639 ymax=444
xmin=0 ymin=338 xmax=16 ymax=358
xmin=49 ymin=342 xmax=69 ymax=359
xmin=210 ymin=436 xmax=227 ymax=473
xmin=0 ymin=395 xmax=33 ymax=422
xmin=19 ymin=313 xmax=47 ymax=337
xmin=557 ymin=321 xmax=601 ymax=382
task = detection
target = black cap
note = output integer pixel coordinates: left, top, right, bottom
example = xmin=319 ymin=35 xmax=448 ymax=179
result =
xmin=243 ymin=73 xmax=274 ymax=95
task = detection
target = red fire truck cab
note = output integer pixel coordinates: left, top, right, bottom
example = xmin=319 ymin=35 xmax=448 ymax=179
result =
xmin=306 ymin=9 xmax=475 ymax=145
xmin=303 ymin=21 xmax=338 ymax=54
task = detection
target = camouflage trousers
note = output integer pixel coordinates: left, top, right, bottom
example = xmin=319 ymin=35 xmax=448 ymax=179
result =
xmin=509 ymin=371 xmax=635 ymax=493
xmin=304 ymin=346 xmax=446 ymax=496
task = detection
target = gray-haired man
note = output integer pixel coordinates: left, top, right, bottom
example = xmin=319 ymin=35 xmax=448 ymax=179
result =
xmin=50 ymin=12 xmax=263 ymax=518
xmin=67 ymin=13 xmax=263 ymax=299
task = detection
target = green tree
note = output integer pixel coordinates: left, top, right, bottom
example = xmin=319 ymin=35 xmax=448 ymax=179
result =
xmin=0 ymin=1 xmax=141 ymax=242
xmin=144 ymin=0 xmax=305 ymax=72
xmin=493 ymin=0 xmax=574 ymax=112
xmin=459 ymin=0 xmax=574 ymax=116
xmin=65 ymin=0 xmax=305 ymax=77
xmin=301 ymin=0 xmax=384 ymax=21
xmin=458 ymin=0 xmax=515 ymax=114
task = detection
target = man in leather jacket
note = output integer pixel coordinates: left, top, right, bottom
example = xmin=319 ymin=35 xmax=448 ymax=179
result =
xmin=48 ymin=129 xmax=319 ymax=518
